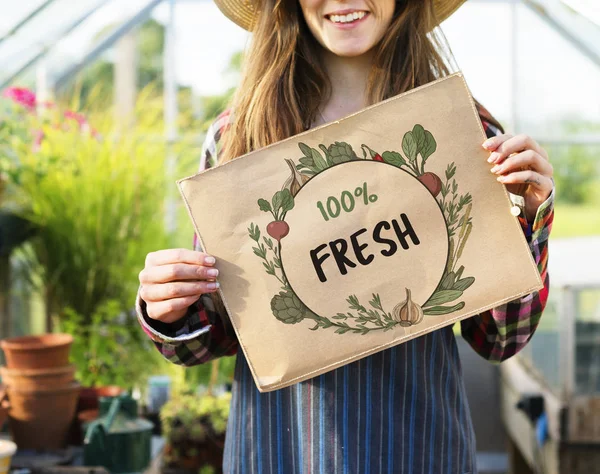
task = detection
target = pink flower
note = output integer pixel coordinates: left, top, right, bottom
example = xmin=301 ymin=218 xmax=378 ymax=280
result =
xmin=2 ymin=87 xmax=37 ymax=110
xmin=33 ymin=130 xmax=45 ymax=152
xmin=64 ymin=110 xmax=87 ymax=126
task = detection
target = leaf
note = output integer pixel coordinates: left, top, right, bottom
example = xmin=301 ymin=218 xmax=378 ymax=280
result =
xmin=453 ymin=277 xmax=475 ymax=292
xmin=382 ymin=151 xmax=406 ymax=168
xmin=402 ymin=131 xmax=418 ymax=162
xmin=311 ymin=147 xmax=328 ymax=171
xmin=272 ymin=190 xmax=284 ymax=212
xmin=279 ymin=188 xmax=295 ymax=213
xmin=258 ymin=199 xmax=271 ymax=212
xmin=335 ymin=327 xmax=351 ymax=335
xmin=412 ymin=124 xmax=426 ymax=152
xmin=423 ymin=302 xmax=466 ymax=316
xmin=455 ymin=265 xmax=465 ymax=281
xmin=440 ymin=271 xmax=456 ymax=290
xmin=421 ymin=131 xmax=437 ymax=161
xmin=423 ymin=290 xmax=464 ymax=308
xmin=299 ymin=143 xmax=313 ymax=159
xmin=299 ymin=157 xmax=316 ymax=169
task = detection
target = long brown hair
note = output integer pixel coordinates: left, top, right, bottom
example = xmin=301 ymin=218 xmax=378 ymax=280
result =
xmin=221 ymin=0 xmax=502 ymax=163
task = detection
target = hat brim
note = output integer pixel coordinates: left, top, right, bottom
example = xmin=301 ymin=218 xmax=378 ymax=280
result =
xmin=214 ymin=0 xmax=467 ymax=32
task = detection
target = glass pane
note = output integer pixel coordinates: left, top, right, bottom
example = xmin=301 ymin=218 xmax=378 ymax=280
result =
xmin=520 ymin=287 xmax=563 ymax=392
xmin=575 ymin=289 xmax=600 ymax=395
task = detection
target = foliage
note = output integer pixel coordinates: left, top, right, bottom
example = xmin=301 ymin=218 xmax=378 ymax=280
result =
xmin=0 ymin=86 xmax=199 ymax=327
xmin=546 ymin=144 xmax=599 ymax=205
xmin=59 ymin=300 xmax=161 ymax=389
xmin=160 ymin=392 xmax=231 ymax=469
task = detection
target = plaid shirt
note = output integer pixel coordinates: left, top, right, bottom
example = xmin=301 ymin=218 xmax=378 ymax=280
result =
xmin=136 ymin=107 xmax=554 ymax=473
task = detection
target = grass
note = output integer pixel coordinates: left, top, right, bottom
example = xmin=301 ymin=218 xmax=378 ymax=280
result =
xmin=551 ymin=203 xmax=600 ymax=238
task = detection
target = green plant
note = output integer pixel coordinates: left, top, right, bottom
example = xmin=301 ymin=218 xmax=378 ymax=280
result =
xmin=1 ymin=87 xmax=199 ymax=328
xmin=59 ymin=300 xmax=161 ymax=389
xmin=548 ymin=144 xmax=599 ymax=205
xmin=160 ymin=392 xmax=231 ymax=471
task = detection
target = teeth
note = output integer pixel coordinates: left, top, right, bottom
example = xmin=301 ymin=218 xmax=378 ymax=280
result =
xmin=330 ymin=11 xmax=366 ymax=23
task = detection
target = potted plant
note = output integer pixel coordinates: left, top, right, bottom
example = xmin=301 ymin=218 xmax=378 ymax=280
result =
xmin=160 ymin=391 xmax=231 ymax=474
xmin=0 ymin=86 xmax=192 ymax=331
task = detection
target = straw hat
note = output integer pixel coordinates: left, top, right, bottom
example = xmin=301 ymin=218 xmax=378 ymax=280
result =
xmin=214 ymin=0 xmax=467 ymax=31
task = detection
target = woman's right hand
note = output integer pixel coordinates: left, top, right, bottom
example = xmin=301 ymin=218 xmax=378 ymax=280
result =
xmin=139 ymin=249 xmax=220 ymax=324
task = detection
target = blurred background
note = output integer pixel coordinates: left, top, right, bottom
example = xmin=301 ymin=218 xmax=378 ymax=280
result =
xmin=0 ymin=0 xmax=598 ymax=473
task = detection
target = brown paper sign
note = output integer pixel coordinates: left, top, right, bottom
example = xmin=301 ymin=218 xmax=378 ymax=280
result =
xmin=178 ymin=73 xmax=543 ymax=392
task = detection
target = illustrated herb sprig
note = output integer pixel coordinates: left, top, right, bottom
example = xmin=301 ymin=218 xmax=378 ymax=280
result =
xmin=248 ymin=223 xmax=288 ymax=290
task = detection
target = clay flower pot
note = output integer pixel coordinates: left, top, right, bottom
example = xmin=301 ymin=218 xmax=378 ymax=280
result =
xmin=77 ymin=385 xmax=124 ymax=412
xmin=0 ymin=334 xmax=73 ymax=370
xmin=0 ymin=387 xmax=8 ymax=430
xmin=0 ymin=365 xmax=76 ymax=390
xmin=0 ymin=440 xmax=17 ymax=474
xmin=7 ymin=381 xmax=80 ymax=450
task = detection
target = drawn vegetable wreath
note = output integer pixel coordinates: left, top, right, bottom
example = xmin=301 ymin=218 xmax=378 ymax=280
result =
xmin=248 ymin=124 xmax=475 ymax=335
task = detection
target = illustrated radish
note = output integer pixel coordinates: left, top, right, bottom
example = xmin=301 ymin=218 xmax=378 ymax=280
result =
xmin=418 ymin=172 xmax=442 ymax=197
xmin=267 ymin=221 xmax=290 ymax=241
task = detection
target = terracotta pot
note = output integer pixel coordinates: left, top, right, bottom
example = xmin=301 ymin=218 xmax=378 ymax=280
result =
xmin=0 ymin=387 xmax=8 ymax=430
xmin=77 ymin=385 xmax=124 ymax=412
xmin=0 ymin=365 xmax=76 ymax=390
xmin=7 ymin=381 xmax=80 ymax=450
xmin=0 ymin=440 xmax=17 ymax=474
xmin=0 ymin=334 xmax=73 ymax=369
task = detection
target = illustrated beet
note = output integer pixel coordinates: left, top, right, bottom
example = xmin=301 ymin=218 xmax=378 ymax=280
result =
xmin=418 ymin=172 xmax=442 ymax=197
xmin=267 ymin=221 xmax=290 ymax=241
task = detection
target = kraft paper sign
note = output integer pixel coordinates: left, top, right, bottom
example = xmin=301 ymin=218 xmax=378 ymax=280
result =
xmin=178 ymin=73 xmax=543 ymax=392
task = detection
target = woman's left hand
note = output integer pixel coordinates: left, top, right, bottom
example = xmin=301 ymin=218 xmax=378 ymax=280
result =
xmin=483 ymin=134 xmax=554 ymax=222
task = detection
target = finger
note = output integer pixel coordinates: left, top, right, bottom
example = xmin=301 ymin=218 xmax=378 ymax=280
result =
xmin=146 ymin=295 xmax=202 ymax=322
xmin=482 ymin=133 xmax=513 ymax=152
xmin=497 ymin=170 xmax=553 ymax=191
xmin=145 ymin=249 xmax=216 ymax=268
xmin=490 ymin=150 xmax=553 ymax=177
xmin=139 ymin=263 xmax=219 ymax=284
xmin=487 ymin=134 xmax=545 ymax=165
xmin=140 ymin=280 xmax=219 ymax=303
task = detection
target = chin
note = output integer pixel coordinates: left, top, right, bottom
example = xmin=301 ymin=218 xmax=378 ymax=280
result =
xmin=327 ymin=41 xmax=374 ymax=58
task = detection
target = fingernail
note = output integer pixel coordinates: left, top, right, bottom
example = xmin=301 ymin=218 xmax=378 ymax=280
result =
xmin=207 ymin=268 xmax=219 ymax=277
xmin=488 ymin=152 xmax=499 ymax=163
xmin=204 ymin=256 xmax=216 ymax=265
xmin=490 ymin=165 xmax=500 ymax=173
xmin=497 ymin=176 xmax=505 ymax=182
xmin=482 ymin=139 xmax=495 ymax=150
xmin=207 ymin=282 xmax=220 ymax=290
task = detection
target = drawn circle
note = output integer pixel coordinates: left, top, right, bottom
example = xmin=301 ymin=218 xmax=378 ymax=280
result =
xmin=280 ymin=160 xmax=449 ymax=319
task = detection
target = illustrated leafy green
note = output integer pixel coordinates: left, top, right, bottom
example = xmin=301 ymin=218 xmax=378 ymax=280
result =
xmin=423 ymin=290 xmax=463 ymax=308
xmin=423 ymin=302 xmax=466 ymax=316
xmin=258 ymin=199 xmax=272 ymax=213
xmin=382 ymin=151 xmax=407 ymax=168
xmin=280 ymin=188 xmax=295 ymax=213
xmin=421 ymin=131 xmax=437 ymax=161
xmin=402 ymin=132 xmax=418 ymax=162
xmin=412 ymin=124 xmax=426 ymax=152
xmin=453 ymin=277 xmax=475 ymax=292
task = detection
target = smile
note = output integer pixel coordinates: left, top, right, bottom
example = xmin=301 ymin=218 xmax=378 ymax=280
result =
xmin=326 ymin=11 xmax=368 ymax=25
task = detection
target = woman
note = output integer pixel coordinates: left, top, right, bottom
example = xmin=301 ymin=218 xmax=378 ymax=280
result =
xmin=137 ymin=1 xmax=554 ymax=472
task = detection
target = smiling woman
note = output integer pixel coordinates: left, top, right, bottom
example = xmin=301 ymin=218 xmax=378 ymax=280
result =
xmin=136 ymin=0 xmax=555 ymax=472
xmin=300 ymin=1 xmax=395 ymax=57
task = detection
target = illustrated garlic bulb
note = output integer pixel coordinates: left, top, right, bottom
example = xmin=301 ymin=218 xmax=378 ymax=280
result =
xmin=393 ymin=289 xmax=424 ymax=327
xmin=282 ymin=158 xmax=310 ymax=196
